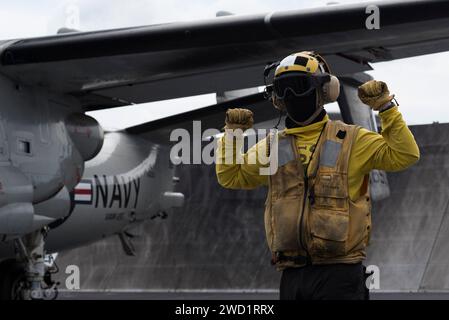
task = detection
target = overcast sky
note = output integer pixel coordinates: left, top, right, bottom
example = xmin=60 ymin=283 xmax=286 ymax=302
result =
xmin=1 ymin=0 xmax=448 ymax=129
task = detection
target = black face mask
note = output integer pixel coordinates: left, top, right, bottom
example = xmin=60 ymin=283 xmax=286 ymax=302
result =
xmin=284 ymin=90 xmax=326 ymax=128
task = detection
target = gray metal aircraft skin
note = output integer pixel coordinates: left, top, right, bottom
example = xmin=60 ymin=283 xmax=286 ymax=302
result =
xmin=44 ymin=133 xmax=175 ymax=254
xmin=0 ymin=0 xmax=447 ymax=299
xmin=0 ymin=71 xmax=181 ymax=299
xmin=0 ymin=73 xmax=179 ymax=256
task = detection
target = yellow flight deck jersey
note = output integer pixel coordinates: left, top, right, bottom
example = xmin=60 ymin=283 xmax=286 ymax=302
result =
xmin=216 ymin=106 xmax=420 ymax=201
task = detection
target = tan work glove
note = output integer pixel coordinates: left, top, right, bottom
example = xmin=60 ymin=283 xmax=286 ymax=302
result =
xmin=224 ymin=108 xmax=254 ymax=130
xmin=358 ymin=80 xmax=395 ymax=111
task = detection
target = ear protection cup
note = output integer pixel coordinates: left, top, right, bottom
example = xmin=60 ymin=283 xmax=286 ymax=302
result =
xmin=321 ymin=75 xmax=340 ymax=104
xmin=308 ymin=51 xmax=340 ymax=104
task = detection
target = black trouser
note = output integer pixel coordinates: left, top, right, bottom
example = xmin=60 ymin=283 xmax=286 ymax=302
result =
xmin=280 ymin=263 xmax=369 ymax=300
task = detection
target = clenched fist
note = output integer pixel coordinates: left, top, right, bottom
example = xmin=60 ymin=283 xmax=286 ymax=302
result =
xmin=224 ymin=108 xmax=254 ymax=130
xmin=358 ymin=80 xmax=395 ymax=111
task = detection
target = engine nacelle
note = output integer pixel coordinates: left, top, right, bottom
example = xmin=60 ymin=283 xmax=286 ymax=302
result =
xmin=65 ymin=113 xmax=104 ymax=161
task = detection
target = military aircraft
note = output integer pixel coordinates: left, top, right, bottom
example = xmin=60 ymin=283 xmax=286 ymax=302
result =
xmin=0 ymin=0 xmax=448 ymax=299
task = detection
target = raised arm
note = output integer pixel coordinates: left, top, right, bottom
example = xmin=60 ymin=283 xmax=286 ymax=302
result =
xmin=352 ymin=80 xmax=420 ymax=174
xmin=215 ymin=108 xmax=269 ymax=189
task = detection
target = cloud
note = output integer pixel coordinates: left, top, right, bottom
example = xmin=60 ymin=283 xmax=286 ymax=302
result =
xmin=0 ymin=2 xmax=49 ymax=39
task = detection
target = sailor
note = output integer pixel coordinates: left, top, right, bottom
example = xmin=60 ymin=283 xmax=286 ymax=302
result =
xmin=215 ymin=51 xmax=420 ymax=300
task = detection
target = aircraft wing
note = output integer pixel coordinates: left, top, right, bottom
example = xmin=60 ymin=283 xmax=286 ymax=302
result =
xmin=125 ymin=92 xmax=279 ymax=143
xmin=0 ymin=0 xmax=448 ymax=111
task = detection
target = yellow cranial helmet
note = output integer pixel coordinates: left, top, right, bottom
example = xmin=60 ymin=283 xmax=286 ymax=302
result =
xmin=274 ymin=51 xmax=322 ymax=77
xmin=272 ymin=51 xmax=340 ymax=108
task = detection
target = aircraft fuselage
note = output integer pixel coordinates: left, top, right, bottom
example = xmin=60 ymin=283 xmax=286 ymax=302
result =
xmin=0 ymin=73 xmax=180 ymax=259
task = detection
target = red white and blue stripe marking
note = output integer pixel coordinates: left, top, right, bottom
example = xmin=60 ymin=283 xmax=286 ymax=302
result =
xmin=74 ymin=179 xmax=93 ymax=204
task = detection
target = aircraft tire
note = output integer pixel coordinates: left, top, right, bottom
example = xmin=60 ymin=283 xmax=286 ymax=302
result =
xmin=0 ymin=259 xmax=26 ymax=300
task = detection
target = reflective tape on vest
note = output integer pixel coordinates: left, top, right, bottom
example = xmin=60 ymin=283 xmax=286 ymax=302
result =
xmin=320 ymin=140 xmax=342 ymax=168
xmin=277 ymin=136 xmax=296 ymax=167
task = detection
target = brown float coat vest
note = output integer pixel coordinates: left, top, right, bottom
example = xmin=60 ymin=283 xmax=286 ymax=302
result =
xmin=264 ymin=120 xmax=372 ymax=270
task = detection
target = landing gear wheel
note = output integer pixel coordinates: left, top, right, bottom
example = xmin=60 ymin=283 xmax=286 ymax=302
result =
xmin=0 ymin=260 xmax=26 ymax=300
